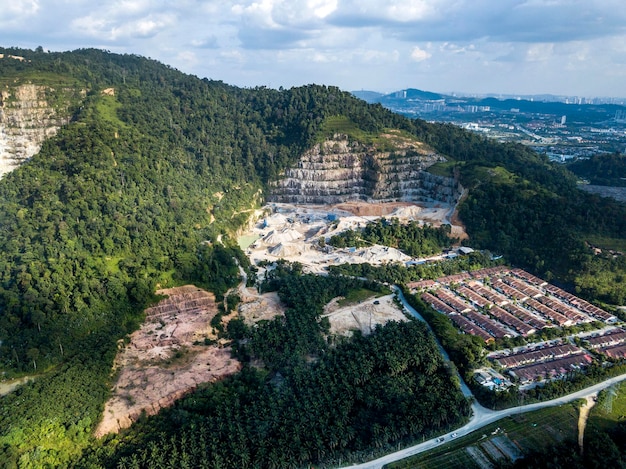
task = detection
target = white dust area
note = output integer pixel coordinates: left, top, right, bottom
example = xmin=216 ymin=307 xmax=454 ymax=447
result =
xmin=237 ymin=200 xmax=464 ymax=334
xmin=244 ymin=201 xmax=464 ymax=276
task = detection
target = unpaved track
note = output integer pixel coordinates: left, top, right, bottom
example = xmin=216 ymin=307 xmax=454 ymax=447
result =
xmin=578 ymin=394 xmax=597 ymax=454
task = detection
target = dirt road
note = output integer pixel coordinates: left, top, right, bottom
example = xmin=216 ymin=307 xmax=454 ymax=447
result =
xmin=578 ymin=394 xmax=597 ymax=455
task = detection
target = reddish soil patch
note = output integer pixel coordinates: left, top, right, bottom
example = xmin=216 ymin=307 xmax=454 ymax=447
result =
xmin=95 ymin=285 xmax=241 ymax=437
xmin=334 ymin=201 xmax=418 ymax=217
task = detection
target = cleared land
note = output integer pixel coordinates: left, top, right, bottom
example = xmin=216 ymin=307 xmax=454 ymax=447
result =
xmin=323 ymin=293 xmax=408 ymax=336
xmin=237 ymin=288 xmax=285 ymax=325
xmin=0 ymin=376 xmax=34 ymax=396
xmin=95 ymin=285 xmax=241 ymax=437
xmin=95 ymin=200 xmax=460 ymax=436
xmin=237 ymin=200 xmax=463 ymax=334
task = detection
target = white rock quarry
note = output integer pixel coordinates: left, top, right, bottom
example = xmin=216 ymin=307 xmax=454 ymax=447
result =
xmin=0 ymin=84 xmax=76 ymax=178
xmin=269 ymin=133 xmax=462 ymax=205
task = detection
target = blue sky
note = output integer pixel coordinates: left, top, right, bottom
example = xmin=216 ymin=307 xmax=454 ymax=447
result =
xmin=2 ymin=0 xmax=626 ymax=97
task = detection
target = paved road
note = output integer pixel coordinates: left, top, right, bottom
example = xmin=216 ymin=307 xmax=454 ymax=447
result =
xmin=393 ymin=286 xmax=479 ymax=400
xmin=342 ymin=288 xmax=626 ymax=468
xmin=343 ymin=373 xmax=626 ymax=469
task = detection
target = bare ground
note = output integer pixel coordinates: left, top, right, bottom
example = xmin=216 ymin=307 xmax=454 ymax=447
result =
xmin=238 ymin=288 xmax=285 ymax=324
xmin=244 ymin=201 xmax=467 ymax=276
xmin=334 ymin=201 xmax=421 ymax=217
xmin=578 ymin=395 xmax=597 ymax=454
xmin=0 ymin=376 xmax=34 ymax=396
xmin=95 ymin=285 xmax=241 ymax=437
xmin=322 ymin=294 xmax=408 ymax=336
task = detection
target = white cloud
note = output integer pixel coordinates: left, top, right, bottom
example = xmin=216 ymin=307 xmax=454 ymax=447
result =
xmin=1 ymin=0 xmax=626 ymax=96
xmin=382 ymin=0 xmax=437 ymax=22
xmin=410 ymin=46 xmax=431 ymax=62
xmin=308 ymin=0 xmax=337 ymax=19
xmin=525 ymin=43 xmax=554 ymax=62
xmin=190 ymin=36 xmax=219 ymax=49
xmin=361 ymin=48 xmax=399 ymax=63
xmin=0 ymin=0 xmax=40 ymax=27
xmin=175 ymin=50 xmax=198 ymax=68
xmin=71 ymin=12 xmax=174 ymax=40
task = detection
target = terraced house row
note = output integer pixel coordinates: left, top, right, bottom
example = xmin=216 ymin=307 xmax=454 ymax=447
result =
xmin=585 ymin=328 xmax=626 ymax=359
xmin=488 ymin=342 xmax=596 ymax=384
xmin=417 ymin=267 xmax=617 ymax=343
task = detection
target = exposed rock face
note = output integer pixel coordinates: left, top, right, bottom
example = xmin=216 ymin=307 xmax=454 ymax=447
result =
xmin=269 ymin=134 xmax=462 ymax=205
xmin=0 ymin=84 xmax=76 ymax=178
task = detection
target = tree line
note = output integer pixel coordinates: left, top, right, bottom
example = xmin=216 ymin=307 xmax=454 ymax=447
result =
xmin=81 ymin=270 xmax=471 ymax=469
xmin=327 ymin=218 xmax=456 ymax=257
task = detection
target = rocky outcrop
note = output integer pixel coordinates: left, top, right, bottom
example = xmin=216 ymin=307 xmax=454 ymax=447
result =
xmin=0 ymin=84 xmax=78 ymax=178
xmin=269 ymin=134 xmax=462 ymax=205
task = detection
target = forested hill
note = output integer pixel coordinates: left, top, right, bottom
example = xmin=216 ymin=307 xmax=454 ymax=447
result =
xmin=0 ymin=47 xmax=625 ymax=466
xmin=0 ymin=47 xmax=419 ymax=370
xmin=0 ymin=45 xmax=624 ymax=378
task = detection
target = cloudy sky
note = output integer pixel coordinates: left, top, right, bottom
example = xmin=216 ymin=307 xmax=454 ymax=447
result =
xmin=2 ymin=0 xmax=626 ymax=97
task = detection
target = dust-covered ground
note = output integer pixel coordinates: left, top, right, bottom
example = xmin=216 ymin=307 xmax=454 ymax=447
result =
xmin=97 ymin=200 xmax=464 ymax=434
xmin=243 ymin=201 xmax=467 ymax=275
xmin=322 ymin=294 xmax=408 ymax=336
xmin=238 ymin=200 xmax=465 ymax=334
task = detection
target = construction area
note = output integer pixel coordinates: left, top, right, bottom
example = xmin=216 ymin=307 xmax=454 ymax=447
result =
xmin=96 ymin=200 xmax=466 ymax=434
xmin=95 ymin=285 xmax=241 ymax=437
xmin=321 ymin=293 xmax=408 ymax=336
xmin=240 ymin=201 xmax=467 ymax=276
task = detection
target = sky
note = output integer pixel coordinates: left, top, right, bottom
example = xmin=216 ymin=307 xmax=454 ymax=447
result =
xmin=2 ymin=0 xmax=626 ymax=97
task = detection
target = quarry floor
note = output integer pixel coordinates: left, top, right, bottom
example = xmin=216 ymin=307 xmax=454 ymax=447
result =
xmin=244 ymin=200 xmax=467 ymax=275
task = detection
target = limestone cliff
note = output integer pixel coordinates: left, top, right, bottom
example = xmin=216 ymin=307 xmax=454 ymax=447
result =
xmin=0 ymin=84 xmax=78 ymax=178
xmin=269 ymin=132 xmax=462 ymax=205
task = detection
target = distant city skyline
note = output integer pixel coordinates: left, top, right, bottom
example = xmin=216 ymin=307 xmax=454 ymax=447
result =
xmin=2 ymin=1 xmax=626 ymax=98
xmin=357 ymin=89 xmax=626 ymax=103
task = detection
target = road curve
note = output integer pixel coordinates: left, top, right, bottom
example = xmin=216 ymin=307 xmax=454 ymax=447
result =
xmin=343 ymin=287 xmax=626 ymax=468
xmin=342 ymin=371 xmax=626 ymax=469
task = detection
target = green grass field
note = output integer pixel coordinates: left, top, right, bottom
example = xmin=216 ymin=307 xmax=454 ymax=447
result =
xmin=337 ymin=287 xmax=388 ymax=307
xmin=95 ymin=94 xmax=128 ymax=128
xmin=388 ymin=404 xmax=581 ymax=469
xmin=318 ymin=115 xmax=423 ymax=152
xmin=585 ymin=235 xmax=626 ymax=253
xmin=0 ymin=71 xmax=79 ymax=87
xmin=425 ymin=162 xmax=456 ymax=178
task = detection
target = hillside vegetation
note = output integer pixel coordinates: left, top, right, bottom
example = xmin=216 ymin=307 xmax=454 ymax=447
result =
xmin=567 ymin=152 xmax=626 ymax=187
xmin=0 ymin=47 xmax=624 ymax=467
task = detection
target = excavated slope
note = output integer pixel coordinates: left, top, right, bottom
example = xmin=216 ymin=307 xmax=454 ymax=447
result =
xmin=0 ymin=84 xmax=77 ymax=178
xmin=269 ymin=133 xmax=461 ymax=205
